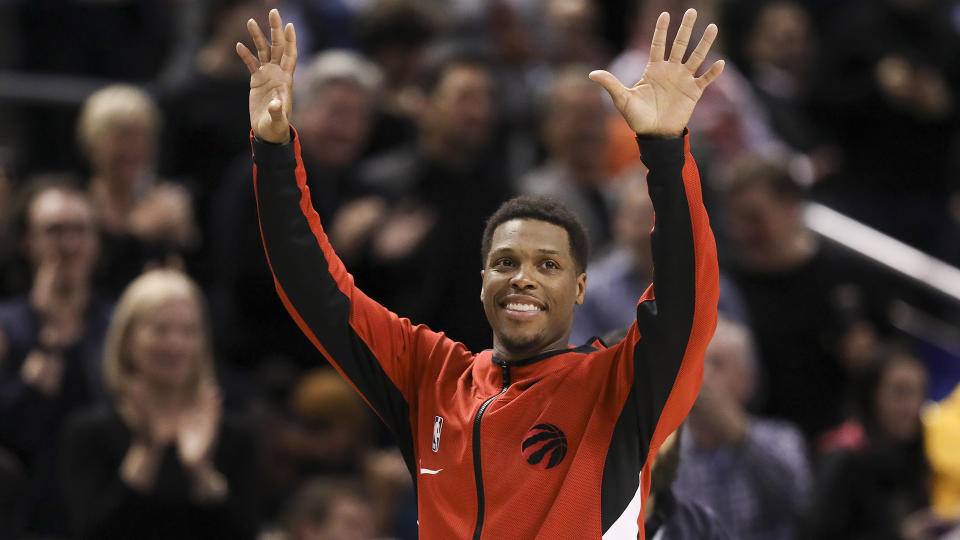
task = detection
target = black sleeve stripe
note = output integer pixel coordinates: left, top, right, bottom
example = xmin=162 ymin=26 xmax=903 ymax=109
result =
xmin=631 ymin=136 xmax=697 ymax=456
xmin=253 ymin=135 xmax=417 ymax=479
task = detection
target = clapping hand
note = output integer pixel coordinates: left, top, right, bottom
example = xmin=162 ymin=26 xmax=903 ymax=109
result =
xmin=177 ymin=380 xmax=222 ymax=469
xmin=589 ymin=9 xmax=724 ymax=138
xmin=236 ymin=9 xmax=298 ymax=144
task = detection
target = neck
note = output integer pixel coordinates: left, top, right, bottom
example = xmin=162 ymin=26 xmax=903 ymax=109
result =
xmin=145 ymin=382 xmax=190 ymax=411
xmin=492 ymin=336 xmax=572 ymax=364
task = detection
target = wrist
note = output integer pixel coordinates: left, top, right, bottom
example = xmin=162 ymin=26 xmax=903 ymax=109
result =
xmin=635 ymin=127 xmax=687 ymax=140
xmin=253 ymin=126 xmax=293 ymax=145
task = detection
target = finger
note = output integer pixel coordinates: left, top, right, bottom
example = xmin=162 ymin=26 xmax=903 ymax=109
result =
xmin=588 ymin=70 xmax=626 ymax=105
xmin=269 ymin=9 xmax=284 ymax=65
xmin=248 ymin=18 xmax=270 ymax=63
xmin=650 ymin=11 xmax=670 ymax=62
xmin=686 ymin=23 xmax=718 ymax=73
xmin=669 ymin=8 xmax=697 ymax=63
xmin=280 ymin=22 xmax=298 ymax=74
xmin=696 ymin=59 xmax=725 ymax=90
xmin=268 ymin=98 xmax=285 ymax=121
xmin=236 ymin=42 xmax=259 ymax=74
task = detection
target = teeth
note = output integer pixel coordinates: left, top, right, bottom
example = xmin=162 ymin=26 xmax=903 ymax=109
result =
xmin=505 ymin=303 xmax=542 ymax=312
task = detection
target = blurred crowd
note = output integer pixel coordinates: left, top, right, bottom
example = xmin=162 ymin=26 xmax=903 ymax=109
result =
xmin=1 ymin=0 xmax=960 ymax=538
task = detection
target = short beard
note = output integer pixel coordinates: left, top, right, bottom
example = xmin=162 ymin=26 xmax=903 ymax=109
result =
xmin=498 ymin=330 xmax=545 ymax=356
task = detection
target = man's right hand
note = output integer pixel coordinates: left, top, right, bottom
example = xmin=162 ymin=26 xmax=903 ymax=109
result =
xmin=236 ymin=9 xmax=298 ymax=144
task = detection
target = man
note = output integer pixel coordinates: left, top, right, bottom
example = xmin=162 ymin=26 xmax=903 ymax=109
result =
xmin=342 ymin=49 xmax=510 ymax=352
xmin=571 ymin=173 xmax=748 ymax=345
xmin=644 ymin=428 xmax=730 ymax=539
xmin=283 ymin=478 xmax=375 ymax=540
xmin=0 ymin=180 xmax=112 ymax=535
xmin=519 ymin=67 xmax=616 ymax=253
xmin=237 ymin=7 xmax=723 ymax=538
xmin=209 ymin=49 xmax=381 ymax=369
xmin=674 ymin=316 xmax=811 ymax=540
xmin=722 ymin=153 xmax=887 ymax=440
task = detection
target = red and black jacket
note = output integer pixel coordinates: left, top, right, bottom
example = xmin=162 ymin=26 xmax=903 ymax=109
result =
xmin=252 ymin=128 xmax=719 ymax=539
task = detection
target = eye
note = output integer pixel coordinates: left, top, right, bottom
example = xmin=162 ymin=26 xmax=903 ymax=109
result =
xmin=541 ymin=260 xmax=559 ymax=270
xmin=493 ymin=258 xmax=515 ymax=269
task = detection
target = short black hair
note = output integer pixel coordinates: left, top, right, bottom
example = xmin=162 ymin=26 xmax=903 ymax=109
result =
xmin=481 ymin=195 xmax=590 ymax=273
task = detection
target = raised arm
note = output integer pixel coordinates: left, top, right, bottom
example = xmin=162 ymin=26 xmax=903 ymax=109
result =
xmin=237 ymin=11 xmax=457 ymax=472
xmin=591 ymin=9 xmax=721 ymax=454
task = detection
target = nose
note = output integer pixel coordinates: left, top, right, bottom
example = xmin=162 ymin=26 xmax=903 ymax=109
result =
xmin=509 ymin=262 xmax=537 ymax=290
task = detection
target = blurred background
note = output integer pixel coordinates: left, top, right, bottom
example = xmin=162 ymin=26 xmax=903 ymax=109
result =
xmin=1 ymin=0 xmax=959 ymax=538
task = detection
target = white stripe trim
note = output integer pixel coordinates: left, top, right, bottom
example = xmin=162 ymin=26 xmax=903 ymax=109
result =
xmin=602 ymin=472 xmax=644 ymax=539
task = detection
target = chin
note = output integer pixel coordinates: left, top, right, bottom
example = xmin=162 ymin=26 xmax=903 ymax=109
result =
xmin=499 ymin=332 xmax=544 ymax=355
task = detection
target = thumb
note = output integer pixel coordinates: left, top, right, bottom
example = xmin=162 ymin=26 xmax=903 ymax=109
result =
xmin=588 ymin=70 xmax=625 ymax=102
xmin=268 ymin=98 xmax=285 ymax=123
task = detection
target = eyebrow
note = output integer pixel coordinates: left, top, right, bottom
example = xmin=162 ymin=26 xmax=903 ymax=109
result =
xmin=489 ymin=247 xmax=562 ymax=256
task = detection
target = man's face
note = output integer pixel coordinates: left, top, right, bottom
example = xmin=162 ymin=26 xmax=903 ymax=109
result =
xmin=88 ymin=123 xmax=156 ymax=185
xmin=423 ymin=64 xmax=496 ymax=155
xmin=726 ymin=184 xmax=799 ymax=257
xmin=545 ymin=85 xmax=608 ymax=176
xmin=27 ymin=189 xmax=99 ymax=283
xmin=703 ymin=333 xmax=754 ymax=405
xmin=297 ymin=81 xmax=373 ymax=168
xmin=481 ymin=219 xmax=586 ymax=359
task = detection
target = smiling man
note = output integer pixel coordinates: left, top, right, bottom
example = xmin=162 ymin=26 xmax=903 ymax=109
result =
xmin=239 ymin=7 xmax=722 ymax=539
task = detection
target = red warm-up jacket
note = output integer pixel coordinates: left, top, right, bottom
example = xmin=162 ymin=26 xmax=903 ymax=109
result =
xmin=252 ymin=128 xmax=719 ymax=539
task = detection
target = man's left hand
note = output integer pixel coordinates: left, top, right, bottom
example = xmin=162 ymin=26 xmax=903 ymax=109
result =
xmin=589 ymin=8 xmax=724 ymax=138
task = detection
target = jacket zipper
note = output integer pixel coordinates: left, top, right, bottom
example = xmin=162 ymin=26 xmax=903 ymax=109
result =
xmin=472 ymin=361 xmax=511 ymax=540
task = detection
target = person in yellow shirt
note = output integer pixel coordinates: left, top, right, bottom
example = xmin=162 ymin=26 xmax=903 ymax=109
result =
xmin=925 ymin=382 xmax=960 ymax=520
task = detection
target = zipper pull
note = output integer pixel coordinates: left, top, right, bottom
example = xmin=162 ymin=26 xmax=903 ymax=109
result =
xmin=499 ymin=362 xmax=510 ymax=390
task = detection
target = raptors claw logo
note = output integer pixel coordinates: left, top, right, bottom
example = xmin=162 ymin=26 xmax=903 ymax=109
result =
xmin=521 ymin=423 xmax=568 ymax=470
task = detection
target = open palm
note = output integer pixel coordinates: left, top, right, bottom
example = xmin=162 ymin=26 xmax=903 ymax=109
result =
xmin=236 ymin=9 xmax=298 ymax=144
xmin=589 ymin=9 xmax=724 ymax=137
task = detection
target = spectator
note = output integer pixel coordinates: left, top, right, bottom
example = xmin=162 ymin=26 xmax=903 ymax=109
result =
xmin=740 ymin=1 xmax=840 ymax=186
xmin=542 ymin=0 xmax=611 ymax=70
xmin=59 ymin=269 xmax=259 ymax=539
xmin=644 ymin=427 xmax=730 ymax=539
xmin=159 ymin=0 xmax=273 ymax=205
xmin=345 ymin=51 xmax=510 ymax=351
xmin=605 ymin=0 xmax=787 ymax=176
xmin=0 ymin=180 xmax=111 ymax=535
xmin=721 ymin=153 xmax=887 ymax=440
xmin=283 ymin=478 xmax=375 ymax=540
xmin=258 ymin=368 xmax=376 ymax=519
xmin=78 ymin=84 xmax=200 ymax=297
xmin=810 ymin=0 xmax=960 ymax=255
xmin=924 ymin=381 xmax=960 ymax=521
xmin=674 ymin=316 xmax=811 ymax=540
xmin=209 ymin=49 xmax=381 ymax=370
xmin=518 ymin=67 xmax=615 ymax=253
xmin=571 ymin=172 xmax=747 ymax=345
xmin=257 ymin=368 xmax=412 ymax=535
xmin=357 ymin=0 xmax=441 ymax=155
xmin=808 ymin=346 xmax=952 ymax=539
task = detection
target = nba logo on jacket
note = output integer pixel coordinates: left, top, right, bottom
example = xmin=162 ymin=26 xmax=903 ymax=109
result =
xmin=432 ymin=416 xmax=444 ymax=452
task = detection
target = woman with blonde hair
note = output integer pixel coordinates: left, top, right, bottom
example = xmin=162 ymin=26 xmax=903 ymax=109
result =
xmin=77 ymin=84 xmax=199 ymax=296
xmin=59 ymin=269 xmax=258 ymax=539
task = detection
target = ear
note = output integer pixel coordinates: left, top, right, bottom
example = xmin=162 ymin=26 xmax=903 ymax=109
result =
xmin=479 ymin=269 xmax=486 ymax=302
xmin=575 ymin=272 xmax=587 ymax=305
